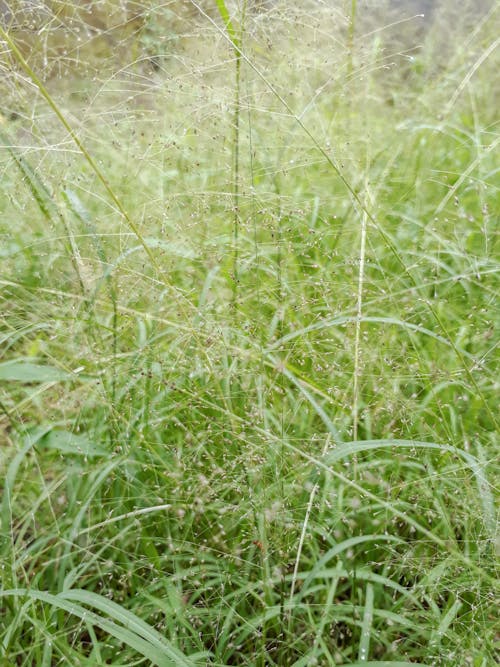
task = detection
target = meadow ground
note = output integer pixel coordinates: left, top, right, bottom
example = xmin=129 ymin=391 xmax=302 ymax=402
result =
xmin=0 ymin=1 xmax=499 ymax=665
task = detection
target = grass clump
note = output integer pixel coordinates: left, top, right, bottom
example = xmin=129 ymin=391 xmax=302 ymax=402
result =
xmin=0 ymin=1 xmax=498 ymax=665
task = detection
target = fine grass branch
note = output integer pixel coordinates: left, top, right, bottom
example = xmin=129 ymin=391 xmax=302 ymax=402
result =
xmin=192 ymin=0 xmax=498 ymax=431
xmin=0 ymin=24 xmax=164 ymax=280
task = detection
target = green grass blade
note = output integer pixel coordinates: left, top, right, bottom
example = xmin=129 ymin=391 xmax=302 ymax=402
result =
xmin=0 ymin=589 xmax=197 ymax=667
xmin=0 ymin=360 xmax=75 ymax=383
xmin=358 ymin=583 xmax=374 ymax=661
xmin=322 ymin=439 xmax=495 ymax=539
xmin=61 ymin=590 xmax=198 ymax=666
xmin=214 ymin=0 xmax=238 ymax=46
xmin=267 ymin=316 xmax=475 ymax=361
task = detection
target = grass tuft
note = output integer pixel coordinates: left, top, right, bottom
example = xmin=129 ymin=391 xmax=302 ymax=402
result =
xmin=0 ymin=1 xmax=498 ymax=665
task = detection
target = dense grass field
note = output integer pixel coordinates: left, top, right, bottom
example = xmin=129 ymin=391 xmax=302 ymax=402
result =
xmin=0 ymin=1 xmax=498 ymax=665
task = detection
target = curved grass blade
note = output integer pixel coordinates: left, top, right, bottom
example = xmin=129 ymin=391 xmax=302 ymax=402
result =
xmin=0 ymin=360 xmax=75 ymax=383
xmin=61 ymin=589 xmax=198 ymax=666
xmin=267 ymin=316 xmax=475 ymax=362
xmin=1 ymin=427 xmax=52 ymax=558
xmin=321 ymin=439 xmax=495 ymax=539
xmin=214 ymin=0 xmax=238 ymax=46
xmin=301 ymin=535 xmax=404 ymax=593
xmin=0 ymin=589 xmax=197 ymax=667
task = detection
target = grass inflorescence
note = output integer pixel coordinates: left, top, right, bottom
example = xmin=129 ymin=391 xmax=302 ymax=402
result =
xmin=0 ymin=1 xmax=498 ymax=665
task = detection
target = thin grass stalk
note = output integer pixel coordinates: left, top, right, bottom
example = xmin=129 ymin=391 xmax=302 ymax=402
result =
xmin=274 ymin=211 xmax=287 ymax=645
xmin=213 ymin=0 xmax=243 ymax=304
xmin=60 ymin=188 xmax=120 ymax=403
xmin=244 ymin=31 xmax=271 ymax=666
xmin=232 ymin=36 xmax=242 ymax=304
xmin=353 ymin=205 xmax=367 ymax=442
xmin=288 ymin=435 xmax=332 ymax=627
xmin=348 ymin=0 xmax=358 ymax=77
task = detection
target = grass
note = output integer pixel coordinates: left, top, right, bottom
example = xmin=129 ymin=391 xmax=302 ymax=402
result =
xmin=0 ymin=1 xmax=498 ymax=665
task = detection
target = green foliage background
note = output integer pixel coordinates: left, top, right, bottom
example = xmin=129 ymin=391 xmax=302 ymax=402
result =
xmin=0 ymin=1 xmax=498 ymax=665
